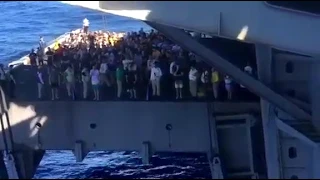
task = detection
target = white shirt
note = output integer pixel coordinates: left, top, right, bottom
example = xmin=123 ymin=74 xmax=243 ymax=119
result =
xmin=244 ymin=65 xmax=253 ymax=74
xmin=122 ymin=59 xmax=133 ymax=69
xmin=81 ymin=69 xmax=90 ymax=83
xmin=172 ymin=45 xmax=181 ymax=52
xmin=99 ymin=63 xmax=108 ymax=74
xmin=150 ymin=67 xmax=162 ymax=81
xmin=170 ymin=62 xmax=176 ymax=75
xmin=83 ymin=18 xmax=89 ymax=27
xmin=189 ymin=68 xmax=198 ymax=81
xmin=224 ymin=77 xmax=232 ymax=84
xmin=65 ymin=68 xmax=74 ymax=83
xmin=147 ymin=59 xmax=154 ymax=70
xmin=90 ymin=69 xmax=100 ymax=85
xmin=241 ymin=65 xmax=253 ymax=88
xmin=39 ymin=39 xmax=46 ymax=51
xmin=37 ymin=71 xmax=44 ymax=84
xmin=201 ymin=71 xmax=209 ymax=84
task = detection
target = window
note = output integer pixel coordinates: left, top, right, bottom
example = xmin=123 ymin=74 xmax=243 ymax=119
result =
xmin=285 ymin=61 xmax=294 ymax=73
xmin=288 ymin=147 xmax=297 ymax=159
xmin=266 ymin=1 xmax=320 ymax=15
xmin=290 ymin=175 xmax=299 ymax=179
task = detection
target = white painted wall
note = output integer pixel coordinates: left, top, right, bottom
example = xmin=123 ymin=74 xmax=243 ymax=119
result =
xmin=273 ymin=53 xmax=313 ymax=103
xmin=279 ymin=136 xmax=313 ymax=179
xmin=0 ymin=101 xmax=259 ymax=153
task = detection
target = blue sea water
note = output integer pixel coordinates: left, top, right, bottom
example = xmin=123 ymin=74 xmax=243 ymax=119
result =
xmin=0 ymin=2 xmax=211 ymax=179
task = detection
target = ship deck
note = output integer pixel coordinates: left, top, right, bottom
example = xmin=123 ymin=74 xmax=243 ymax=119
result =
xmin=7 ymin=28 xmax=260 ymax=103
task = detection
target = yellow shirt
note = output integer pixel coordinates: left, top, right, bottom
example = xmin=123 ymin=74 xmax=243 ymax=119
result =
xmin=211 ymin=71 xmax=219 ymax=83
xmin=53 ymin=41 xmax=59 ymax=51
xmin=109 ymin=38 xmax=114 ymax=46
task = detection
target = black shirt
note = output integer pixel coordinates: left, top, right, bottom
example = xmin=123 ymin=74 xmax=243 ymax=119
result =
xmin=174 ymin=69 xmax=183 ymax=81
xmin=46 ymin=51 xmax=54 ymax=61
xmin=29 ymin=52 xmax=37 ymax=60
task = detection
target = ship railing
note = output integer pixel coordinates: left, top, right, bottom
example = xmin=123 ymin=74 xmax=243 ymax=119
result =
xmin=7 ymin=28 xmax=82 ymax=70
xmin=6 ymin=28 xmax=151 ymax=70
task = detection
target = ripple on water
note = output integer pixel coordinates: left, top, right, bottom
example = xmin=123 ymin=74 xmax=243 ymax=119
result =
xmin=32 ymin=151 xmax=211 ymax=179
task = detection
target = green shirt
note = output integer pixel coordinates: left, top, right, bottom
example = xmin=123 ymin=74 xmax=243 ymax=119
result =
xmin=116 ymin=68 xmax=124 ymax=81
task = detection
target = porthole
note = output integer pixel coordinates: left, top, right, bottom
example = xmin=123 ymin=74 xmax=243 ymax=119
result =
xmin=285 ymin=61 xmax=294 ymax=73
xmin=90 ymin=123 xmax=97 ymax=129
xmin=288 ymin=147 xmax=297 ymax=159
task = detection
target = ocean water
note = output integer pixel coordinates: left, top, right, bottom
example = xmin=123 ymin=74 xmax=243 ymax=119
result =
xmin=0 ymin=2 xmax=211 ymax=179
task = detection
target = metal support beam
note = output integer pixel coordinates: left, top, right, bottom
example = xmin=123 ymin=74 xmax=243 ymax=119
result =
xmin=246 ymin=118 xmax=254 ymax=175
xmin=73 ymin=140 xmax=88 ymax=162
xmin=275 ymin=119 xmax=317 ymax=147
xmin=256 ymin=44 xmax=281 ymax=178
xmin=146 ymin=22 xmax=311 ymax=121
xmin=141 ymin=141 xmax=152 ymax=164
xmin=208 ymin=155 xmax=224 ymax=179
xmin=206 ymin=103 xmax=219 ymax=156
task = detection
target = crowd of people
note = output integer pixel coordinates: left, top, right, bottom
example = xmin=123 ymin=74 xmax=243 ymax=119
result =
xmin=21 ymin=18 xmax=257 ymax=102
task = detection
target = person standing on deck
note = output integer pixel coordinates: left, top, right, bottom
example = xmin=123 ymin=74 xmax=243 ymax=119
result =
xmin=48 ymin=65 xmax=60 ymax=100
xmin=39 ymin=36 xmax=46 ymax=49
xmin=64 ymin=64 xmax=75 ymax=100
xmin=189 ymin=65 xmax=198 ymax=98
xmin=224 ymin=75 xmax=233 ymax=100
xmin=150 ymin=61 xmax=162 ymax=98
xmin=81 ymin=67 xmax=90 ymax=99
xmin=39 ymin=36 xmax=46 ymax=62
xmin=172 ymin=64 xmax=184 ymax=100
xmin=99 ymin=59 xmax=109 ymax=86
xmin=37 ymin=66 xmax=45 ymax=99
xmin=116 ymin=63 xmax=124 ymax=99
xmin=126 ymin=63 xmax=138 ymax=99
xmin=36 ymin=47 xmax=44 ymax=66
xmin=211 ymin=67 xmax=220 ymax=100
xmin=90 ymin=65 xmax=100 ymax=101
xmin=139 ymin=28 xmax=144 ymax=35
xmin=29 ymin=49 xmax=37 ymax=66
xmin=83 ymin=18 xmax=89 ymax=34
xmin=46 ymin=47 xmax=54 ymax=66
xmin=200 ymin=69 xmax=210 ymax=98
